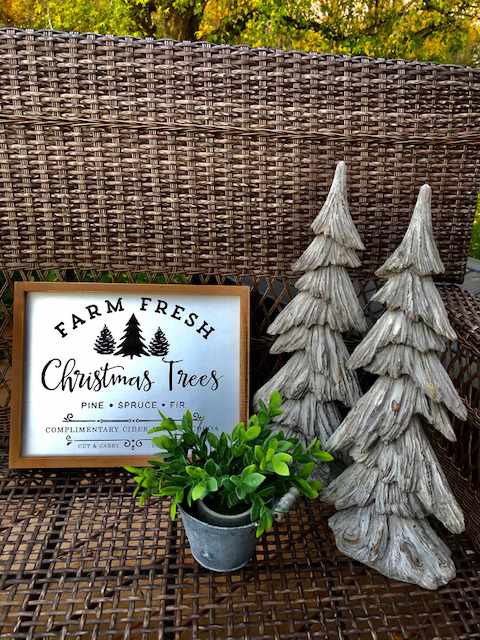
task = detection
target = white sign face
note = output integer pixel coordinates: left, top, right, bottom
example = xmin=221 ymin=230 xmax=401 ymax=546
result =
xmin=10 ymin=284 xmax=249 ymax=467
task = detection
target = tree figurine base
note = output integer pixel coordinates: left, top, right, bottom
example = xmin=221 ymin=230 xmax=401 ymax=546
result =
xmin=329 ymin=507 xmax=456 ymax=590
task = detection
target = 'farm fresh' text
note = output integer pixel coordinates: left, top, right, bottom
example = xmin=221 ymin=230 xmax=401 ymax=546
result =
xmin=53 ymin=297 xmax=215 ymax=341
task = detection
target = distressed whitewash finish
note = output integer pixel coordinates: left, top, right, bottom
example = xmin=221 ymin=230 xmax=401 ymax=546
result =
xmin=254 ymin=162 xmax=365 ymax=445
xmin=324 ymin=185 xmax=467 ymax=590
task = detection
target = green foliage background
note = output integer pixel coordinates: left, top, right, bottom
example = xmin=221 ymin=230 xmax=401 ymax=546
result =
xmin=1 ymin=0 xmax=479 ymax=258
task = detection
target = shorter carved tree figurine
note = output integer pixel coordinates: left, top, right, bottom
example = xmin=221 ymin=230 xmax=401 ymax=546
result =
xmin=94 ymin=325 xmax=116 ymax=355
xmin=254 ymin=161 xmax=365 ymax=445
xmin=149 ymin=327 xmax=169 ymax=357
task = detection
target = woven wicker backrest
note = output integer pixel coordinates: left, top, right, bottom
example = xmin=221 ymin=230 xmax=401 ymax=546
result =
xmin=0 ymin=29 xmax=479 ymax=449
xmin=0 ymin=29 xmax=479 ymax=281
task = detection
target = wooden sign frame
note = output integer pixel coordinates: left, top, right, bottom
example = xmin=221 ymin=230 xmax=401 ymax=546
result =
xmin=10 ymin=282 xmax=250 ymax=468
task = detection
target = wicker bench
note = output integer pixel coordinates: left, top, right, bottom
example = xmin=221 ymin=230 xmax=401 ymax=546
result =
xmin=1 ymin=28 xmax=480 ymax=639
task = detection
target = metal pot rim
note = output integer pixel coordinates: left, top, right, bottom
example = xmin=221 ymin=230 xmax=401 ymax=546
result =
xmin=179 ymin=504 xmax=257 ymax=531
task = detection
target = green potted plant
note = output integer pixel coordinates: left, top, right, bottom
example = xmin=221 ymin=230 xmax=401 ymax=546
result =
xmin=125 ymin=392 xmax=333 ymax=572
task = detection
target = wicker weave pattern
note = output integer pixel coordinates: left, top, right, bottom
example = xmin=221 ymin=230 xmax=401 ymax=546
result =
xmin=1 ymin=454 xmax=480 ymax=639
xmin=1 ymin=29 xmax=480 ymax=639
xmin=0 ymin=29 xmax=479 ymax=280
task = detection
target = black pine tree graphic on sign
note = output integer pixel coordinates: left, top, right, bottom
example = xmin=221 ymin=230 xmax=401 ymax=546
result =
xmin=94 ymin=324 xmax=116 ymax=354
xmin=115 ymin=314 xmax=149 ymax=359
xmin=149 ymin=327 xmax=169 ymax=357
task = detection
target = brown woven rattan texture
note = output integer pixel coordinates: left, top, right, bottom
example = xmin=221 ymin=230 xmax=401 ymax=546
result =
xmin=0 ymin=29 xmax=480 ymax=281
xmin=0 ymin=29 xmax=480 ymax=639
xmin=1 ymin=453 xmax=480 ymax=640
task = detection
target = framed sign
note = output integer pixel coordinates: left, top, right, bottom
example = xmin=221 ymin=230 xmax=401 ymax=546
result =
xmin=10 ymin=282 xmax=249 ymax=468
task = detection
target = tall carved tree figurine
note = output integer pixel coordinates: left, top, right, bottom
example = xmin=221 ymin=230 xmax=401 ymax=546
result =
xmin=254 ymin=161 xmax=366 ymax=445
xmin=94 ymin=324 xmax=116 ymax=355
xmin=324 ymin=184 xmax=467 ymax=590
xmin=115 ymin=314 xmax=150 ymax=359
xmin=149 ymin=327 xmax=169 ymax=357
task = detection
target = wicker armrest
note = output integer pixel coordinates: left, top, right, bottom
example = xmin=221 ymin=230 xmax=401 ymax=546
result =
xmin=441 ymin=285 xmax=480 ymax=360
xmin=439 ymin=284 xmax=480 ymax=434
xmin=436 ymin=284 xmax=480 ymax=548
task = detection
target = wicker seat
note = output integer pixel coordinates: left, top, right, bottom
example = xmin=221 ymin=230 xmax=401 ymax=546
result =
xmin=1 ymin=29 xmax=480 ymax=639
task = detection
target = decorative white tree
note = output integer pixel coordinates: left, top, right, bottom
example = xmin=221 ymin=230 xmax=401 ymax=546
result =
xmin=254 ymin=161 xmax=366 ymax=445
xmin=323 ymin=184 xmax=467 ymax=590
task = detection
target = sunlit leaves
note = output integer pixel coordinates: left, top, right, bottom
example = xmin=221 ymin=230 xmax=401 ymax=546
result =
xmin=2 ymin=0 xmax=478 ymax=65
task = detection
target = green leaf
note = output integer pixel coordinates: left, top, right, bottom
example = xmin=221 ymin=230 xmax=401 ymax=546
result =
xmin=206 ymin=432 xmax=219 ymax=448
xmin=124 ymin=466 xmax=143 ymax=474
xmin=185 ymin=466 xmax=205 ymax=478
xmin=251 ymin=502 xmax=260 ymax=521
xmin=295 ymin=478 xmax=318 ymax=498
xmin=157 ymin=435 xmax=176 ymax=451
xmin=245 ymin=425 xmax=261 ymax=440
xmin=242 ymin=472 xmax=265 ymax=490
xmin=218 ymin=432 xmax=229 ymax=454
xmin=182 ymin=410 xmax=193 ymax=431
xmin=262 ymin=509 xmax=273 ymax=532
xmin=157 ymin=486 xmax=179 ymax=497
xmin=147 ymin=426 xmax=163 ymax=434
xmin=206 ymin=476 xmax=218 ymax=492
xmin=251 ymin=495 xmax=263 ymax=521
xmin=254 ymin=445 xmax=264 ymax=462
xmin=257 ymin=399 xmax=268 ymax=414
xmin=300 ymin=462 xmax=315 ymax=478
xmin=149 ymin=415 xmax=177 ymax=433
xmin=241 ymin=464 xmax=257 ymax=477
xmin=192 ymin=483 xmax=207 ymax=501
xmin=183 ymin=431 xmax=198 ymax=447
xmin=148 ymin=458 xmax=166 ymax=467
xmin=170 ymin=501 xmax=177 ymax=519
xmin=272 ymin=454 xmax=290 ymax=476
xmin=314 ymin=450 xmax=334 ymax=462
xmin=274 ymin=452 xmax=292 ymax=463
xmin=205 ymin=459 xmax=219 ymax=476
xmin=256 ymin=508 xmax=273 ymax=538
xmin=235 ymin=485 xmax=247 ymax=500
xmin=232 ymin=422 xmax=246 ymax=441
xmin=232 ymin=444 xmax=247 ymax=458
xmin=218 ymin=474 xmax=229 ymax=486
xmin=257 ymin=410 xmax=268 ymax=427
xmin=269 ymin=438 xmax=279 ymax=452
xmin=269 ymin=390 xmax=282 ymax=410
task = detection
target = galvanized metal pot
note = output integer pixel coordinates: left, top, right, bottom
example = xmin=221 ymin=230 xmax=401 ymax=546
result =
xmin=179 ymin=503 xmax=257 ymax=572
